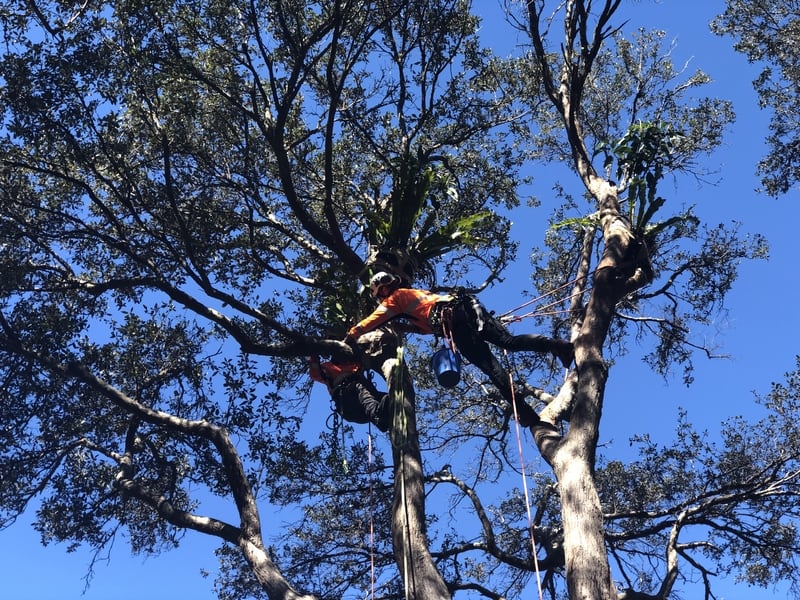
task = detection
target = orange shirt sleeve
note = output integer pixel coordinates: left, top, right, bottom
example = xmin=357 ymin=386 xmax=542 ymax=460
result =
xmin=348 ymin=289 xmax=447 ymax=337
xmin=309 ymin=360 xmax=360 ymax=392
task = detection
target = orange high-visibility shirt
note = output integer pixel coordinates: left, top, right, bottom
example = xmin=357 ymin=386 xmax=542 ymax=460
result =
xmin=348 ymin=288 xmax=453 ymax=337
xmin=309 ymin=358 xmax=360 ymax=392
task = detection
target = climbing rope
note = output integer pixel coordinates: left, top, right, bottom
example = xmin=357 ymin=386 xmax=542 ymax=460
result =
xmin=507 ymin=358 xmax=545 ymax=600
xmin=441 ymin=307 xmax=458 ymax=355
xmin=389 ymin=344 xmax=416 ymax=600
xmin=327 ymin=410 xmax=351 ymax=475
xmin=507 ymin=287 xmax=586 ymax=322
xmin=368 ymin=429 xmax=376 ymax=600
xmin=340 ymin=417 xmax=349 ymax=475
xmin=498 ymin=275 xmax=591 ymax=323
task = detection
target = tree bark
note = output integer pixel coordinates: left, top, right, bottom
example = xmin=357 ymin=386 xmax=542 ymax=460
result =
xmin=550 ymin=359 xmax=616 ymax=600
xmin=360 ymin=330 xmax=452 ymax=599
xmin=535 ymin=179 xmax=653 ymax=600
xmin=553 ymin=451 xmax=616 ymax=600
xmin=240 ymin=537 xmax=318 ymax=600
xmin=388 ymin=383 xmax=450 ymax=599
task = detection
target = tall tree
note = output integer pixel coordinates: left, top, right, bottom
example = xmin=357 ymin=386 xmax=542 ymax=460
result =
xmin=0 ymin=1 xmax=795 ymax=600
xmin=0 ymin=1 xmax=522 ymax=598
xmin=712 ymin=0 xmax=800 ymax=196
xmin=509 ymin=2 xmax=782 ymax=597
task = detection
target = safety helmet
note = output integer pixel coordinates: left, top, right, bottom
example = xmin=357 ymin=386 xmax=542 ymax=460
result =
xmin=369 ymin=271 xmax=400 ymax=298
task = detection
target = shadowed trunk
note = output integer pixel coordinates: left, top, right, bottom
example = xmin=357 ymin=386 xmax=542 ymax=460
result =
xmin=358 ymin=329 xmax=451 ymax=599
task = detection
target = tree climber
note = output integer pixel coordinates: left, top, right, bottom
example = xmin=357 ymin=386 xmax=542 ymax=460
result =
xmin=343 ymin=272 xmax=574 ymax=426
xmin=308 ymin=354 xmax=392 ymax=432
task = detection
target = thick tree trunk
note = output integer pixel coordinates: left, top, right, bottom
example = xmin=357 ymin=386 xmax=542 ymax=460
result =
xmin=536 ymin=180 xmax=653 ymax=600
xmin=553 ymin=456 xmax=616 ymax=599
xmin=360 ymin=330 xmax=451 ymax=599
xmin=388 ymin=378 xmax=450 ymax=600
xmin=550 ymin=359 xmax=617 ymax=600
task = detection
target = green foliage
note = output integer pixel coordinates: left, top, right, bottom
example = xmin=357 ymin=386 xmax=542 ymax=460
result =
xmin=361 ymin=149 xmax=500 ymax=284
xmin=597 ymin=376 xmax=800 ymax=594
xmin=0 ymin=1 xmax=790 ymax=599
xmin=712 ymin=0 xmax=800 ymax=196
xmin=602 ymin=121 xmax=693 ymax=236
xmin=550 ymin=212 xmax=601 ymax=232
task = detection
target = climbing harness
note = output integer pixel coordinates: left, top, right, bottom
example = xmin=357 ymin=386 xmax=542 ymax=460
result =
xmin=427 ymin=287 xmax=473 ymax=336
xmin=428 ymin=290 xmax=493 ymax=389
xmin=427 ymin=300 xmax=450 ymax=337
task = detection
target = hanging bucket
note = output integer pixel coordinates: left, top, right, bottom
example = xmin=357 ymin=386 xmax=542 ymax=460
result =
xmin=430 ymin=346 xmax=462 ymax=388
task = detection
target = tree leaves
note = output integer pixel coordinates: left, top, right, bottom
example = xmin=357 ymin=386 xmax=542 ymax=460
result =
xmin=712 ymin=0 xmax=800 ymax=196
xmin=0 ymin=1 xmax=792 ymax=599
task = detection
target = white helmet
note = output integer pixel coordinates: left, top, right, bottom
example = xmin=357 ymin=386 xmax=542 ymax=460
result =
xmin=369 ymin=271 xmax=400 ymax=298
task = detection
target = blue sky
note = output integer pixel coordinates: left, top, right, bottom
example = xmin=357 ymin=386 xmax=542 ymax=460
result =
xmin=2 ymin=1 xmax=798 ymax=599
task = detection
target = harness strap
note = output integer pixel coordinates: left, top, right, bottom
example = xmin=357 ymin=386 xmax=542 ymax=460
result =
xmin=430 ymin=293 xmax=485 ymax=337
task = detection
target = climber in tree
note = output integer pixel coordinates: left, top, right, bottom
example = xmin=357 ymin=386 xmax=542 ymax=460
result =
xmin=344 ymin=272 xmax=573 ymax=426
xmin=308 ymin=354 xmax=392 ymax=432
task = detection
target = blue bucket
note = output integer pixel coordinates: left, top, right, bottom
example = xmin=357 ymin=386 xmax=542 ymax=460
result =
xmin=431 ymin=347 xmax=462 ymax=388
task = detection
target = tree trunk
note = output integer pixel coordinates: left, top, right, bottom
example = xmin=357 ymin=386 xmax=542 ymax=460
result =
xmin=388 ymin=376 xmax=450 ymax=600
xmin=536 ymin=181 xmax=653 ymax=600
xmin=360 ymin=330 xmax=451 ymax=599
xmin=240 ymin=536 xmax=318 ymax=600
xmin=553 ymin=457 xmax=616 ymax=599
xmin=550 ymin=361 xmax=617 ymax=600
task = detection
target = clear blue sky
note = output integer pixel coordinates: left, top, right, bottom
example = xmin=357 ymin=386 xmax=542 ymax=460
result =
xmin=2 ymin=1 xmax=798 ymax=599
